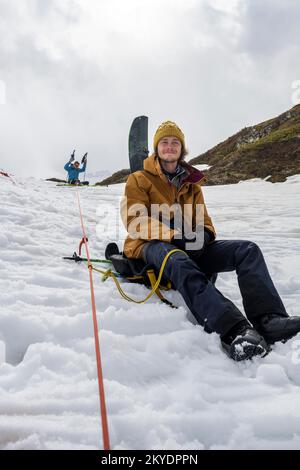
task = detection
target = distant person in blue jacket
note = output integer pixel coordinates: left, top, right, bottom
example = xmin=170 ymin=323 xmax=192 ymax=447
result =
xmin=64 ymin=150 xmax=89 ymax=185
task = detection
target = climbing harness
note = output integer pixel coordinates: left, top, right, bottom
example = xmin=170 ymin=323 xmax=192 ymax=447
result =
xmin=65 ymin=238 xmax=187 ymax=309
xmin=93 ymin=245 xmax=186 ymax=308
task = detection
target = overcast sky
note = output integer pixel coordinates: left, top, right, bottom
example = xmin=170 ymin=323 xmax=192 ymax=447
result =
xmin=0 ymin=0 xmax=300 ymax=178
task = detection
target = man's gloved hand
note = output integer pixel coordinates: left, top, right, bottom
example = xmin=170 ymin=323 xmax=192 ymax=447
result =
xmin=81 ymin=152 xmax=88 ymax=164
xmin=172 ymin=234 xmax=195 ymax=252
xmin=187 ymin=229 xmax=213 ymax=262
xmin=172 ymin=229 xmax=213 ymax=260
xmin=69 ymin=149 xmax=75 ymax=163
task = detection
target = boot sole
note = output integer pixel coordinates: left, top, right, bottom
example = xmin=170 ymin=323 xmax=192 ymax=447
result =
xmin=221 ymin=339 xmax=271 ymax=362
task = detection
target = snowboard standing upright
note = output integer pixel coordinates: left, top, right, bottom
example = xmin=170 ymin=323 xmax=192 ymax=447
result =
xmin=128 ymin=116 xmax=149 ymax=173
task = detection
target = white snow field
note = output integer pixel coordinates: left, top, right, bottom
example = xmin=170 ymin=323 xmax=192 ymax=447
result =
xmin=0 ymin=174 xmax=300 ymax=450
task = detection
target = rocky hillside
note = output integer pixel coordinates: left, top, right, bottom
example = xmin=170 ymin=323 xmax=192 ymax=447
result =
xmin=95 ymin=169 xmax=130 ymax=186
xmin=189 ymin=104 xmax=300 ymax=184
xmin=97 ymin=104 xmax=300 ymax=186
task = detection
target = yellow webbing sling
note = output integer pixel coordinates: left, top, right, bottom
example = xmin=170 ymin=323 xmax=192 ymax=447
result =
xmin=92 ymin=248 xmax=186 ymax=307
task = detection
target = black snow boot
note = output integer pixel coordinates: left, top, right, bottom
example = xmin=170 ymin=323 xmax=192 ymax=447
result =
xmin=221 ymin=321 xmax=269 ymax=362
xmin=253 ymin=314 xmax=300 ymax=344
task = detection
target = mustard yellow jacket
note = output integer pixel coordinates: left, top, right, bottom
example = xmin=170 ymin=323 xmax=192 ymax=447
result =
xmin=121 ymin=154 xmax=216 ymax=259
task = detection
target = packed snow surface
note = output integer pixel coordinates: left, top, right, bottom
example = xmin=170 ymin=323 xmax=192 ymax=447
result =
xmin=0 ymin=174 xmax=300 ymax=450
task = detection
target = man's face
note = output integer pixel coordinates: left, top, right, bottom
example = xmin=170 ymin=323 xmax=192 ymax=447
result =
xmin=157 ymin=136 xmax=182 ymax=163
xmin=73 ymin=162 xmax=80 ymax=169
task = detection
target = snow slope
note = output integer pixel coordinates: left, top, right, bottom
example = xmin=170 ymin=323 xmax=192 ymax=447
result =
xmin=0 ymin=175 xmax=300 ymax=450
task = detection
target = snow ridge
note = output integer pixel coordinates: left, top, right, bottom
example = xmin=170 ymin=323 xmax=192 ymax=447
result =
xmin=0 ymin=176 xmax=300 ymax=450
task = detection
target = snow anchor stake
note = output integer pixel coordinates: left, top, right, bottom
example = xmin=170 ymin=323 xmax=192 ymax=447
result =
xmin=78 ymin=236 xmax=88 ymax=256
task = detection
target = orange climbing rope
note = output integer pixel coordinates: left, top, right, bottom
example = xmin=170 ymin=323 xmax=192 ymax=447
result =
xmin=76 ymin=190 xmax=110 ymax=451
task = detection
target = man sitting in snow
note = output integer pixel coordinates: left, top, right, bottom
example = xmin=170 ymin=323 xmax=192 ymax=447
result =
xmin=121 ymin=120 xmax=300 ymax=362
xmin=64 ymin=150 xmax=89 ymax=185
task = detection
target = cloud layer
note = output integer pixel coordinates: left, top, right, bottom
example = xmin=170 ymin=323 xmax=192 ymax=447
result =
xmin=0 ymin=0 xmax=299 ymax=177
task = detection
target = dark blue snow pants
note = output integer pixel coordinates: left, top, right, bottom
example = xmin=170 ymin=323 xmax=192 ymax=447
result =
xmin=144 ymin=240 xmax=288 ymax=336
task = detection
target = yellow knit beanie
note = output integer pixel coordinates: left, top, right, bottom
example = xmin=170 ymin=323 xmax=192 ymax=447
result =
xmin=153 ymin=121 xmax=186 ymax=155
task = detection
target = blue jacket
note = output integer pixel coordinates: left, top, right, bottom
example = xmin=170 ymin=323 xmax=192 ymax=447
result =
xmin=64 ymin=161 xmax=86 ymax=181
